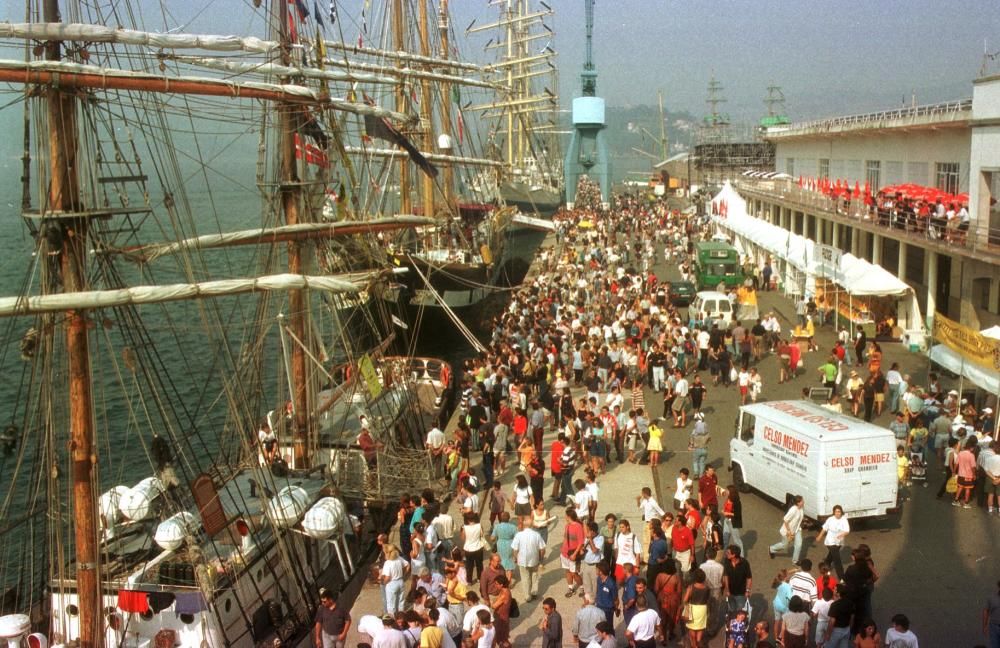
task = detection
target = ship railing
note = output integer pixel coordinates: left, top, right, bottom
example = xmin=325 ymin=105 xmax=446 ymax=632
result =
xmin=732 ymin=178 xmax=1000 ymax=261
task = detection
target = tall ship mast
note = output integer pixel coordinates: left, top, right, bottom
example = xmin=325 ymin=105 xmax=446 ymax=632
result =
xmin=0 ymin=1 xmax=456 ymax=646
xmin=468 ymin=0 xmax=564 ymax=216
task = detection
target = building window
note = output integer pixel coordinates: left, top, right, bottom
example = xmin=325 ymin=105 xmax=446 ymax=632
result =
xmin=819 ymin=158 xmax=830 ymax=179
xmin=935 ymin=162 xmax=960 ymax=194
xmin=786 ymin=158 xmax=795 ymax=176
xmin=865 ymin=160 xmax=881 ymax=191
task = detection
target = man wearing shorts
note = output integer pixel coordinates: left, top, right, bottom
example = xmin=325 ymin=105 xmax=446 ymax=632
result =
xmin=985 ymin=441 xmax=1000 ymax=514
xmin=672 ymin=369 xmax=689 ymax=427
xmin=562 ymin=509 xmax=585 ymax=597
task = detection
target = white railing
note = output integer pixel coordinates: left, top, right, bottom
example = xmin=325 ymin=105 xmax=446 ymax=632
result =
xmin=766 ymin=99 xmax=972 ymax=136
xmin=734 ymin=179 xmax=1000 ymax=259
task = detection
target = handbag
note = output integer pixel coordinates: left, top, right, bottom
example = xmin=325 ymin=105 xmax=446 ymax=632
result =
xmin=681 ymin=603 xmax=693 ymax=622
xmin=945 ymin=474 xmax=958 ymax=494
xmin=509 ymin=597 xmax=520 ymax=618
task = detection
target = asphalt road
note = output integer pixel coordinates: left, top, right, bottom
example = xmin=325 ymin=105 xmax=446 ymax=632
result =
xmin=647 ymin=232 xmax=998 ymax=646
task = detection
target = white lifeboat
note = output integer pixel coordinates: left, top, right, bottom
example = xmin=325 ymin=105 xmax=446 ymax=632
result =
xmin=154 ymin=511 xmax=200 ymax=551
xmin=265 ymin=486 xmax=309 ymax=529
xmin=302 ymin=497 xmax=346 ymax=540
xmin=99 ymin=485 xmax=130 ymax=528
xmin=118 ymin=477 xmax=164 ymax=521
xmin=0 ymin=614 xmax=30 ymax=648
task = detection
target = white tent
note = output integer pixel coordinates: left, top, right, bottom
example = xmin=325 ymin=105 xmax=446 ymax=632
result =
xmin=711 ymin=182 xmax=924 ymax=331
xmin=928 ymin=327 xmax=1000 ymax=394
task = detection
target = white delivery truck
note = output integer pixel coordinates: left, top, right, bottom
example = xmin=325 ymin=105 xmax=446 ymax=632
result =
xmin=730 ymin=400 xmax=898 ymax=520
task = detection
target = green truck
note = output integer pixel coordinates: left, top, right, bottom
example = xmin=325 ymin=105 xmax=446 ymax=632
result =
xmin=693 ymin=240 xmax=744 ymax=289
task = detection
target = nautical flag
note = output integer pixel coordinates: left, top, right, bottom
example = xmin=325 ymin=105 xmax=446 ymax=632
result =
xmin=363 ymin=113 xmax=438 ymax=179
xmin=292 ymin=0 xmax=309 ymax=21
xmin=294 ymin=134 xmax=330 ymax=168
xmin=314 ymin=0 xmax=324 ymax=28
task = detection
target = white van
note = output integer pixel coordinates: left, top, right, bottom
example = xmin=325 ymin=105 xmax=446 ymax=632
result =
xmin=730 ymin=400 xmax=898 ymax=520
xmin=691 ymin=291 xmax=734 ymax=328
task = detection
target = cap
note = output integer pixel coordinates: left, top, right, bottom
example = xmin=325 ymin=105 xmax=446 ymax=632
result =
xmin=984 ymin=408 xmax=994 ymax=414
xmin=948 ymin=389 xmax=958 ymax=395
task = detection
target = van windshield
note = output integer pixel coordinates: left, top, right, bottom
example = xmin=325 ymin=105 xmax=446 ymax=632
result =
xmin=719 ymin=301 xmax=731 ymax=312
xmin=738 ymin=413 xmax=756 ymax=442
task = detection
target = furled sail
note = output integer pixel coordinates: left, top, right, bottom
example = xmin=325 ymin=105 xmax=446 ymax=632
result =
xmin=0 ymin=273 xmax=372 ymax=316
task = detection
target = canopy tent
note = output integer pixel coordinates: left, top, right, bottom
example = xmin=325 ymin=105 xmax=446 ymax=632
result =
xmin=927 ymin=325 xmax=1000 ymax=394
xmin=711 ymin=182 xmax=924 ymax=332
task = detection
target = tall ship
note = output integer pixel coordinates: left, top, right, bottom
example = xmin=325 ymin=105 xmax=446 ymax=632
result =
xmin=0 ymin=1 xmax=456 ymax=646
xmin=467 ymin=0 xmax=565 ymax=217
xmin=325 ymin=0 xmax=554 ymax=344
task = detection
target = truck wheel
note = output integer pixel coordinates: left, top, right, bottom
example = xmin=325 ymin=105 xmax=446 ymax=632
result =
xmin=733 ymin=464 xmax=750 ymax=493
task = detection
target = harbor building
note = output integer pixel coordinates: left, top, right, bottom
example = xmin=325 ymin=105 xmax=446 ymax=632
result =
xmin=732 ymin=75 xmax=1000 ymax=332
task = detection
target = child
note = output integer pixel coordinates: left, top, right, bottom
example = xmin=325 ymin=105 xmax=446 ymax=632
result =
xmin=811 ymin=587 xmax=833 ymax=646
xmin=896 ymin=445 xmax=911 ymax=495
xmin=674 ymin=467 xmax=693 ymax=512
xmin=884 ymin=613 xmax=919 ymax=647
xmin=748 ymin=368 xmax=762 ymax=403
xmin=725 ymin=608 xmax=750 ymax=648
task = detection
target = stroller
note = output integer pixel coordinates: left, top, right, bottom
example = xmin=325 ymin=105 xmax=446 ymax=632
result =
xmin=909 ymin=450 xmax=927 ymax=482
xmin=723 ymin=597 xmax=753 ymax=648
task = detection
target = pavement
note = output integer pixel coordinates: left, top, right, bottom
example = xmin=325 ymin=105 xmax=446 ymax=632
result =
xmin=340 ymin=229 xmax=999 ymax=647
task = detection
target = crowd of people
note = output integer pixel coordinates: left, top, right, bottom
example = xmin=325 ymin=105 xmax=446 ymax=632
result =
xmin=328 ymin=187 xmax=997 ymax=648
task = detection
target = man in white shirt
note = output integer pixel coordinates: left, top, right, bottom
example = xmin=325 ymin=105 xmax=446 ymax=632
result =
xmin=637 ymin=486 xmax=665 ymax=559
xmin=885 ymin=363 xmax=903 ymax=414
xmin=573 ymin=479 xmax=594 ymax=521
xmin=700 ymin=547 xmax=725 ymax=634
xmin=511 ymin=524 xmax=546 ymax=601
xmin=788 ymin=558 xmax=817 ymax=606
xmin=624 ymin=596 xmax=660 ymax=647
xmin=461 ymin=592 xmax=492 ymax=634
xmin=884 ymin=613 xmax=920 ymax=648
xmin=768 ymin=495 xmax=805 ymax=565
xmin=372 ymin=615 xmax=408 ymax=648
xmin=426 ymin=427 xmax=446 ymax=477
xmin=815 ymin=505 xmax=850 ymax=578
xmin=672 ymin=371 xmax=689 ymax=427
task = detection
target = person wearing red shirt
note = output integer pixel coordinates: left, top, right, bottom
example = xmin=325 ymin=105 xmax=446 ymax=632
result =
xmin=788 ymin=340 xmax=801 ymax=382
xmin=561 ymin=509 xmax=585 ymax=597
xmin=550 ymin=434 xmax=566 ymax=501
xmin=832 ymin=341 xmax=846 ymax=363
xmin=698 ymin=466 xmax=720 ymax=511
xmin=671 ymin=515 xmax=695 ymax=576
xmin=496 ymin=400 xmax=514 ymax=472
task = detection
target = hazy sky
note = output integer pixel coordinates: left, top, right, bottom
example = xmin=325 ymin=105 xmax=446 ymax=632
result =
xmin=4 ymin=0 xmax=999 ymax=122
xmin=449 ymin=0 xmax=1000 ymax=121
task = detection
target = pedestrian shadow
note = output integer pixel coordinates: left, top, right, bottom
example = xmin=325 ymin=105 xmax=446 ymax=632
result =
xmin=740 ymin=530 xmax=758 ymax=551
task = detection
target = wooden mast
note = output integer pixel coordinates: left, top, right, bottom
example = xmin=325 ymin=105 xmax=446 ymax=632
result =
xmin=277 ymin=0 xmax=310 ymax=466
xmin=438 ymin=0 xmax=455 ymax=208
xmin=42 ymin=1 xmax=100 ymax=646
xmin=417 ymin=0 xmax=435 ymax=219
xmin=504 ymin=0 xmax=515 ymax=173
xmin=392 ymin=0 xmax=411 ymax=213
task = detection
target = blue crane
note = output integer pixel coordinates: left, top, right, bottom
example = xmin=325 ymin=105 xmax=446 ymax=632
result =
xmin=564 ymin=0 xmax=610 ymax=208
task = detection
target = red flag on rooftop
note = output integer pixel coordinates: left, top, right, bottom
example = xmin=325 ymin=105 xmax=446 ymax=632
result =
xmin=798 ymin=175 xmax=803 ymax=188
xmin=852 ymin=181 xmax=860 ymax=199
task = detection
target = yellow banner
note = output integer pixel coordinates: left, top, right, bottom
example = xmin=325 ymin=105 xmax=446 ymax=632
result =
xmin=932 ymin=313 xmax=1000 ymax=371
xmin=357 ymin=354 xmax=383 ymax=399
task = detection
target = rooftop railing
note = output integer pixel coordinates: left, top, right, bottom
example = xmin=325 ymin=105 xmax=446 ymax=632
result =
xmin=764 ymin=99 xmax=973 ymax=137
xmin=733 ymin=178 xmax=1000 ymax=263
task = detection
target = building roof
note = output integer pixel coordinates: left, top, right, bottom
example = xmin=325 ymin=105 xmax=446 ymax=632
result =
xmin=762 ymin=99 xmax=971 ymax=141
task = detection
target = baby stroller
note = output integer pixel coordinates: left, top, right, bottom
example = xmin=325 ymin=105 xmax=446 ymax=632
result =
xmin=723 ymin=597 xmax=753 ymax=648
xmin=909 ymin=450 xmax=927 ymax=483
